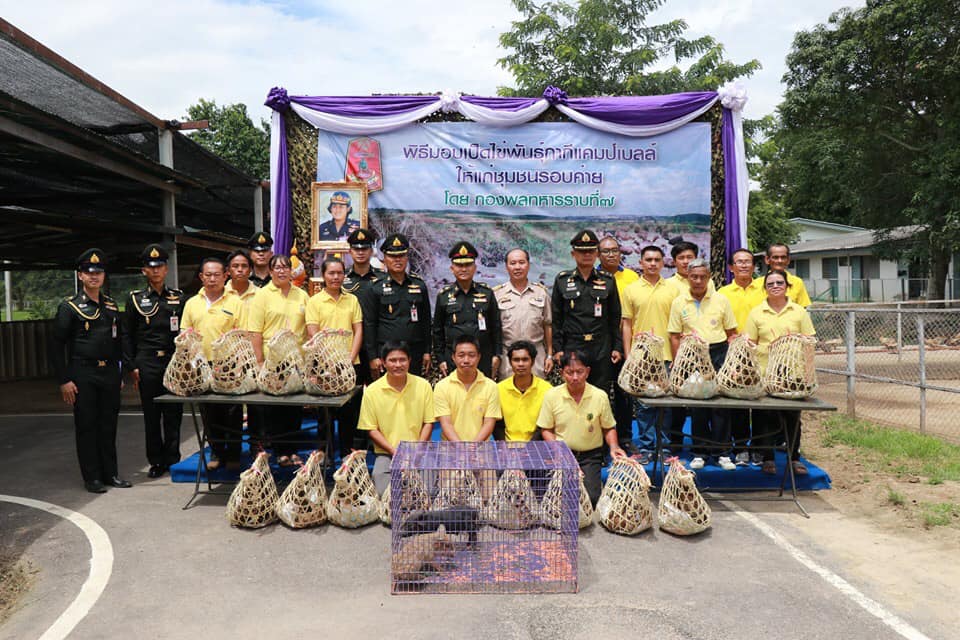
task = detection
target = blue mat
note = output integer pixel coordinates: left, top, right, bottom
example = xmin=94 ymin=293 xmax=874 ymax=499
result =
xmin=171 ymin=418 xmax=831 ymax=491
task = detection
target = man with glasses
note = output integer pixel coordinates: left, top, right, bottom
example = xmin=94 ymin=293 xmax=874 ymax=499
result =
xmin=247 ymin=231 xmax=274 ymax=288
xmin=551 ymin=230 xmax=623 ymax=398
xmin=758 ymin=243 xmax=811 ymax=307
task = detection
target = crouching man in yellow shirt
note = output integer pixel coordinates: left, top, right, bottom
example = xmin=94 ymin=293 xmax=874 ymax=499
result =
xmin=537 ymin=350 xmax=625 ymax=505
xmin=357 ymin=341 xmax=435 ymax=495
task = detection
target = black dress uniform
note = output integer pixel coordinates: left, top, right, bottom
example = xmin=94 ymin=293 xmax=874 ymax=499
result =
xmin=121 ymin=244 xmax=184 ymax=476
xmin=247 ymin=231 xmax=273 ymax=288
xmin=432 ymin=241 xmax=501 ymax=378
xmin=551 ymin=231 xmax=623 ymax=391
xmin=363 ymin=233 xmax=432 ymax=376
xmin=50 ymin=249 xmax=129 ymax=493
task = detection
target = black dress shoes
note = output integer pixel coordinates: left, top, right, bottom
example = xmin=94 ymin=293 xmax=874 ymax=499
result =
xmin=103 ymin=476 xmax=132 ymax=488
xmin=147 ymin=464 xmax=165 ymax=478
xmin=84 ymin=480 xmax=107 ymax=493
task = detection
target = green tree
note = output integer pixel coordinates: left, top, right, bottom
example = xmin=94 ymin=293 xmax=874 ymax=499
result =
xmin=771 ymin=0 xmax=960 ymax=298
xmin=497 ymin=0 xmax=760 ymax=96
xmin=184 ymin=99 xmax=270 ymax=179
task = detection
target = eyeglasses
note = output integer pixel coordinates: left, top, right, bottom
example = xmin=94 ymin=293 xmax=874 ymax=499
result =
xmin=599 ymin=249 xmax=620 ymax=256
xmin=732 ymin=260 xmax=754 ymax=266
xmin=765 ymin=281 xmax=787 ymax=288
xmin=272 ymin=265 xmax=292 ymax=272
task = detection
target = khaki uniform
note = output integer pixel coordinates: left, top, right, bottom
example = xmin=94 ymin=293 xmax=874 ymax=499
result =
xmin=494 ymin=280 xmax=552 ymax=378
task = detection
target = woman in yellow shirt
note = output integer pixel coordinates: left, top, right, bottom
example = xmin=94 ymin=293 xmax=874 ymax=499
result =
xmin=744 ymin=269 xmax=816 ymax=476
xmin=306 ymin=257 xmax=364 ymax=460
xmin=246 ymin=254 xmax=309 ymax=466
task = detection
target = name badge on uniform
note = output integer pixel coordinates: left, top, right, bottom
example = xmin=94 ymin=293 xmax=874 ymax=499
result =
xmin=410 ymin=306 xmax=418 ymax=322
xmin=594 ymin=302 xmax=602 ymax=317
xmin=478 ymin=313 xmax=487 ymax=331
xmin=170 ymin=315 xmax=179 ymax=332
xmin=112 ymin=321 xmax=118 ymax=338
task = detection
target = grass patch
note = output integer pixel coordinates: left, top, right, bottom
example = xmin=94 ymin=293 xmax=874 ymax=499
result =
xmin=0 ymin=555 xmax=34 ymax=625
xmin=821 ymin=415 xmax=960 ymax=482
xmin=920 ymin=502 xmax=960 ymax=528
xmin=886 ymin=488 xmax=906 ymax=506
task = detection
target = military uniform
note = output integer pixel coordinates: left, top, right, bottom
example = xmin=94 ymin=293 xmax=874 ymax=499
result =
xmin=494 ymin=280 xmax=552 ymax=378
xmin=318 ymin=190 xmax=360 ymax=242
xmin=121 ymin=245 xmax=184 ymax=474
xmin=551 ymin=231 xmax=623 ymax=392
xmin=363 ymin=233 xmax=432 ymax=376
xmin=50 ymin=249 xmax=128 ymax=492
xmin=433 ymin=242 xmax=501 ymax=378
xmin=247 ymin=231 xmax=273 ymax=288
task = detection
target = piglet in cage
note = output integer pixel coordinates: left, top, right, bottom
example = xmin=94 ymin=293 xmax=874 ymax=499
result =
xmin=391 ymin=525 xmax=458 ymax=587
xmin=399 ymin=506 xmax=481 ymax=546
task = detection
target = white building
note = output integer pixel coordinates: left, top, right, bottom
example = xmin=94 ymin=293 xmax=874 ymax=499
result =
xmin=786 ymin=219 xmax=958 ymax=302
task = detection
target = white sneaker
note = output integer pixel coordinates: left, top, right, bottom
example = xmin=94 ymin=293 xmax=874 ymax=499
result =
xmin=690 ymin=457 xmax=705 ymax=470
xmin=718 ymin=456 xmax=736 ymax=471
xmin=735 ymin=452 xmax=750 ymax=466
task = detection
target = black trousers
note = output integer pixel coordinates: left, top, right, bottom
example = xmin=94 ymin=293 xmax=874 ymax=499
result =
xmin=139 ymin=361 xmax=183 ymax=466
xmin=72 ymin=364 xmax=121 ymax=483
xmin=730 ymin=408 xmax=751 ymax=455
xmin=200 ymin=403 xmax=243 ymax=463
xmin=334 ymin=364 xmax=365 ymax=458
xmin=573 ymin=447 xmax=604 ymax=506
xmin=755 ymin=409 xmax=802 ymax=462
xmin=265 ymin=405 xmax=304 ymax=458
xmin=690 ymin=341 xmax=731 ymax=459
xmin=611 ymin=359 xmax=634 ymax=443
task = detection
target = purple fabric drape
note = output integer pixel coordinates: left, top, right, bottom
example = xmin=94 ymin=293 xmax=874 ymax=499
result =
xmin=288 ymin=95 xmax=439 ymax=117
xmin=273 ymin=111 xmax=293 ymax=255
xmin=564 ymin=92 xmax=718 ymax=125
xmin=460 ymin=95 xmax=543 ymax=111
xmin=721 ymin=107 xmax=743 ymax=282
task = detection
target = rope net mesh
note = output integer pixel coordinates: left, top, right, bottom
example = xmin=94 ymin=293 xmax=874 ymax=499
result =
xmin=276 ymin=450 xmax=328 ymax=528
xmin=763 ymin=334 xmax=818 ymax=399
xmin=717 ymin=334 xmax=763 ymax=399
xmin=257 ymin=329 xmax=305 ymax=395
xmin=327 ymin=450 xmax=380 ymax=528
xmin=226 ymin=452 xmax=279 ymax=528
xmin=163 ymin=329 xmax=212 ymax=396
xmin=210 ymin=329 xmax=259 ymax=394
xmin=596 ymin=457 xmax=653 ymax=535
xmin=618 ymin=331 xmax=669 ymax=397
xmin=303 ymin=329 xmax=356 ymax=396
xmin=658 ymin=459 xmax=712 ymax=535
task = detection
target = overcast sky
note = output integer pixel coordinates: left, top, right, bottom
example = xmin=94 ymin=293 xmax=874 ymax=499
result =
xmin=2 ymin=0 xmax=862 ymax=124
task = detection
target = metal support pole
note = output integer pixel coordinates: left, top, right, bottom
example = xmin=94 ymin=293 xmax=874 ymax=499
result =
xmin=917 ymin=315 xmax=926 ymax=434
xmin=845 ymin=311 xmax=856 ymax=417
xmin=896 ymin=301 xmax=903 ymax=362
xmin=3 ymin=270 xmax=12 ymax=321
xmin=253 ymin=184 xmax=264 ymax=233
xmin=158 ymin=129 xmax=178 ymax=288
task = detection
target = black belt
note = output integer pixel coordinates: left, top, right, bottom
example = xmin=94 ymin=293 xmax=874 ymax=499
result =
xmin=137 ymin=349 xmax=171 ymax=358
xmin=72 ymin=358 xmax=118 ymax=368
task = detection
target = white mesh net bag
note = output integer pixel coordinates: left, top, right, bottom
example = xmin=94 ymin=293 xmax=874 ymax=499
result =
xmin=716 ymin=335 xmax=764 ymax=400
xmin=540 ymin=469 xmax=594 ymax=530
xmin=670 ymin=334 xmax=718 ymax=399
xmin=226 ymin=452 xmax=279 ymax=528
xmin=596 ymin=457 xmax=653 ymax=535
xmin=764 ymin=334 xmax=818 ymax=399
xmin=257 ymin=329 xmax=304 ymax=395
xmin=276 ymin=450 xmax=328 ymax=528
xmin=431 ymin=469 xmax=483 ymax=511
xmin=658 ymin=458 xmax=712 ymax=536
xmin=618 ymin=331 xmax=669 ymax=397
xmin=379 ymin=469 xmax=430 ymax=526
xmin=483 ymin=469 xmax=540 ymax=530
xmin=210 ymin=329 xmax=259 ymax=395
xmin=303 ymin=329 xmax=357 ymax=396
xmin=163 ymin=329 xmax=212 ymax=396
xmin=327 ymin=450 xmax=380 ymax=528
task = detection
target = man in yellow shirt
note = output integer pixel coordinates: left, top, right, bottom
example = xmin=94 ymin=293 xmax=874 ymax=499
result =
xmin=225 ymin=249 xmax=259 ymax=305
xmin=496 ymin=341 xmax=552 ymax=442
xmin=598 ymin=235 xmax=640 ymax=454
xmin=718 ymin=248 xmax=765 ymax=465
xmin=357 ymin=341 xmax=435 ymax=494
xmin=668 ymin=259 xmax=738 ymax=471
xmin=758 ymin=243 xmax=812 ymax=307
xmin=538 ymin=350 xmax=624 ymax=504
xmin=621 ymin=245 xmax=679 ymax=464
xmin=435 ymin=335 xmax=502 ymax=442
xmin=180 ymin=257 xmax=245 ymax=469
xmin=666 ymin=241 xmax=715 ymax=295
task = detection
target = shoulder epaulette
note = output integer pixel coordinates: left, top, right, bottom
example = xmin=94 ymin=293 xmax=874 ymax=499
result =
xmin=493 ymin=283 xmax=506 ymax=290
xmin=440 ymin=284 xmax=455 ymax=293
xmin=557 ymin=269 xmax=574 ymax=278
xmin=168 ymin=288 xmax=183 ymax=296
xmin=131 ymin=289 xmax=146 ymax=298
xmin=532 ymin=281 xmax=548 ymax=290
xmin=475 ymin=281 xmax=493 ymax=291
xmin=409 ymin=272 xmax=423 ymax=280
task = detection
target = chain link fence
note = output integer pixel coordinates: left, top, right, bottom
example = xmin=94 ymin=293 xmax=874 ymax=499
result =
xmin=809 ymin=304 xmax=960 ymax=443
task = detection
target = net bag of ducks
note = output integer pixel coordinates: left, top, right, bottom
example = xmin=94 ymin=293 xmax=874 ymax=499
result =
xmin=763 ymin=333 xmax=818 ymax=399
xmin=276 ymin=450 xmax=328 ymax=528
xmin=303 ymin=329 xmax=356 ymax=396
xmin=540 ymin=469 xmax=594 ymax=530
xmin=163 ymin=329 xmax=212 ymax=396
xmin=210 ymin=329 xmax=258 ymax=394
xmin=670 ymin=334 xmax=718 ymax=399
xmin=597 ymin=457 xmax=654 ymax=535
xmin=716 ymin=335 xmax=763 ymax=400
xmin=658 ymin=458 xmax=712 ymax=536
xmin=257 ymin=329 xmax=304 ymax=395
xmin=327 ymin=450 xmax=380 ymax=528
xmin=226 ymin=452 xmax=279 ymax=529
xmin=618 ymin=331 xmax=669 ymax=397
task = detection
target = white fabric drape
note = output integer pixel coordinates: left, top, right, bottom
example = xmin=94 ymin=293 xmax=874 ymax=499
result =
xmin=457 ymin=98 xmax=552 ymax=126
xmin=269 ymin=110 xmax=282 ymax=241
xmin=555 ymin=97 xmax=718 ymax=137
xmin=719 ymin=81 xmax=750 ymax=248
xmin=290 ymin=100 xmax=443 ymax=135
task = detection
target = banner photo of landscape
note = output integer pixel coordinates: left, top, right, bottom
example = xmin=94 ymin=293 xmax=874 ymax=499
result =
xmin=316 ymin=121 xmax=710 ymax=294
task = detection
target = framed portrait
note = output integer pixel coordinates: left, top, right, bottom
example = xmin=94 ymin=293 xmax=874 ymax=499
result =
xmin=310 ymin=181 xmax=369 ymax=251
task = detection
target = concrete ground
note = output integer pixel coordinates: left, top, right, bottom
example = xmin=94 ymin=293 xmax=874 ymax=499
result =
xmin=0 ymin=412 xmax=948 ymax=640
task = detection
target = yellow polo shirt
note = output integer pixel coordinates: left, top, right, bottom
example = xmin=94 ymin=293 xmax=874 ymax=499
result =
xmin=305 ymin=289 xmax=362 ymax=363
xmin=434 ymin=370 xmax=502 ymax=441
xmin=612 ymin=268 xmax=639 ymax=298
xmin=497 ymin=375 xmax=552 ymax=442
xmin=245 ymin=282 xmax=309 ymax=357
xmin=753 ymin=271 xmax=811 ymax=307
xmin=666 ymin=273 xmax=716 ymax=295
xmin=718 ymin=278 xmax=766 ymax=331
xmin=668 ymin=290 xmax=737 ymax=344
xmin=621 ymin=276 xmax=679 ymax=360
xmin=743 ymin=300 xmax=816 ymax=369
xmin=180 ymin=292 xmax=245 ymax=360
xmin=358 ymin=373 xmax=435 ymax=454
xmin=225 ymin=280 xmax=259 ymax=305
xmin=536 ymin=382 xmax=615 ymax=452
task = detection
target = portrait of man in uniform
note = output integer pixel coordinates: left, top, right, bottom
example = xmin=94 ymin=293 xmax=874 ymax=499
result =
xmin=311 ymin=182 xmax=368 ymax=250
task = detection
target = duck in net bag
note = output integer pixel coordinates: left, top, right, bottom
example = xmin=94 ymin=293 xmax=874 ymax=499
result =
xmin=743 ymin=269 xmax=817 ymax=476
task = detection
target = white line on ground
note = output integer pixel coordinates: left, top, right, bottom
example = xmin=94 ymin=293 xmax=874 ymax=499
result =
xmin=720 ymin=500 xmax=932 ymax=640
xmin=0 ymin=495 xmax=114 ymax=640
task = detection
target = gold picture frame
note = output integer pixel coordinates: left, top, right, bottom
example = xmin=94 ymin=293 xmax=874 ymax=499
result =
xmin=310 ymin=181 xmax=369 ymax=251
